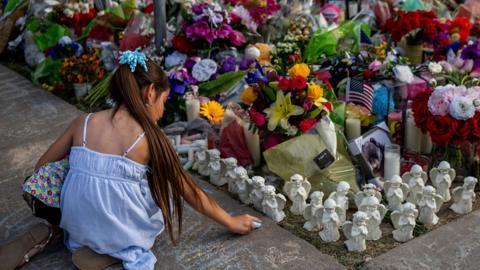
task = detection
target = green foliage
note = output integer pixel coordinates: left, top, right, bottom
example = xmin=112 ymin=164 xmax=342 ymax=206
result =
xmin=34 ymin=24 xmax=69 ymax=51
xmin=32 ymin=57 xmax=62 ymax=85
xmin=198 ymin=71 xmax=247 ymax=97
xmin=83 ymin=74 xmax=113 ymax=107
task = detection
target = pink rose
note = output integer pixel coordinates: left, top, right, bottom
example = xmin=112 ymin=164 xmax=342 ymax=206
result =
xmin=249 ymin=109 xmax=266 ymax=127
xmin=368 ymin=60 xmax=382 ymax=72
xmin=229 ymin=30 xmax=245 ymax=46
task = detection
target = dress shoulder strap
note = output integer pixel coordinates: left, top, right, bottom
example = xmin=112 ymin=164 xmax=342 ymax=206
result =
xmin=82 ymin=113 xmax=93 ymax=147
xmin=123 ymin=132 xmax=146 ymax=157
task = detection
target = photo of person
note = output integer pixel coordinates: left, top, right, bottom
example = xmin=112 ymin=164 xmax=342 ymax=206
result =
xmin=360 ymin=127 xmax=392 ymax=177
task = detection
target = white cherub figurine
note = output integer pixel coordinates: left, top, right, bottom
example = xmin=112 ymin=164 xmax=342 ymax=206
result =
xmin=317 ymin=199 xmax=342 ymax=242
xmin=343 ymin=211 xmax=369 ymax=252
xmin=391 ymin=202 xmax=419 ymax=242
xmin=430 ymin=161 xmax=456 ymax=202
xmin=354 ymin=183 xmax=382 ymax=210
xmin=358 ymin=196 xmax=387 ymax=241
xmin=416 ymin=185 xmax=444 ymax=226
xmin=384 ymin=175 xmax=410 ymax=211
xmin=208 ymin=150 xmax=222 ymax=184
xmin=214 ymin=157 xmax=237 ymax=187
xmin=283 ymin=174 xmax=311 ymax=215
xmin=450 ymin=176 xmax=478 ymax=214
xmin=328 ymin=181 xmax=351 ymax=223
xmin=249 ymin=176 xmax=266 ymax=211
xmin=402 ymin=165 xmax=427 ymax=205
xmin=262 ymin=185 xmax=287 ymax=222
xmin=303 ymin=191 xmax=325 ymax=231
xmin=233 ymin=166 xmax=252 ymax=204
xmin=195 ymin=147 xmax=209 ymax=176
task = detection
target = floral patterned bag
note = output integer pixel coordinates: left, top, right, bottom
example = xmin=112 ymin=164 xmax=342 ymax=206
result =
xmin=23 ymin=157 xmax=69 ymax=208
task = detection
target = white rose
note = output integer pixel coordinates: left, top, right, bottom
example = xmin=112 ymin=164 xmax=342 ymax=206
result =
xmin=428 ymin=62 xmax=442 ymax=74
xmin=245 ymin=46 xmax=260 ymax=61
xmin=393 ymin=65 xmax=414 ymax=83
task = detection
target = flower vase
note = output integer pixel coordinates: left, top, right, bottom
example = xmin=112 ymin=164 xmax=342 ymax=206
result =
xmin=73 ymin=83 xmax=92 ymax=100
xmin=404 ymin=44 xmax=423 ymax=66
xmin=433 ymin=144 xmax=469 ymax=180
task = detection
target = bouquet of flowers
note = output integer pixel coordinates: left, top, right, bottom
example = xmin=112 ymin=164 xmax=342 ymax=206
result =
xmin=45 ymin=36 xmax=83 ymax=59
xmin=225 ymin=0 xmax=281 ymax=32
xmin=383 ymin=10 xmax=441 ymax=45
xmin=172 ymin=2 xmax=247 ymax=52
xmin=412 ymin=84 xmax=480 ymax=146
xmin=60 ymin=1 xmax=97 ymax=36
xmin=433 ymin=16 xmax=471 ymax=59
xmin=60 ymin=52 xmax=105 ymax=84
xmin=241 ymin=61 xmax=336 ymax=150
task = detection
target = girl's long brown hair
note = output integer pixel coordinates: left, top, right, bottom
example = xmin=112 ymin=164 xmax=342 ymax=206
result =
xmin=110 ymin=60 xmax=204 ymax=243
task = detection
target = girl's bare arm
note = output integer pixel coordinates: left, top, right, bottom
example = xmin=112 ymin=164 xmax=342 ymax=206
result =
xmin=180 ymin=175 xmax=261 ymax=234
xmin=34 ymin=115 xmax=83 ymax=171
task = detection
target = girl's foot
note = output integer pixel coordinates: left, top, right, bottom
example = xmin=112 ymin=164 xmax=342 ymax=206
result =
xmin=72 ymin=247 xmax=121 ymax=270
xmin=0 ymin=223 xmax=53 ymax=270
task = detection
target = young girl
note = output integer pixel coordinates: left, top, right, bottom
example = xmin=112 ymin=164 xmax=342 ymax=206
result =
xmin=1 ymin=52 xmax=260 ymax=270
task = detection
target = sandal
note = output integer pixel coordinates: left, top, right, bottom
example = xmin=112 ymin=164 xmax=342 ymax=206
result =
xmin=72 ymin=247 xmax=121 ymax=270
xmin=0 ymin=223 xmax=53 ymax=270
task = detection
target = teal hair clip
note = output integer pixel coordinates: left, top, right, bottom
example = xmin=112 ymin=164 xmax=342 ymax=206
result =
xmin=119 ymin=49 xmax=148 ymax=72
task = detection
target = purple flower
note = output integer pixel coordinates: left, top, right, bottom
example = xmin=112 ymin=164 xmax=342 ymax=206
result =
xmin=245 ymin=69 xmax=267 ymax=84
xmin=219 ymin=56 xmax=237 ymax=73
xmin=184 ymin=57 xmax=200 ymax=71
xmin=192 ymin=3 xmax=207 ymax=14
xmin=171 ymin=81 xmax=187 ymax=95
xmin=239 ymin=58 xmax=254 ymax=70
xmin=461 ymin=41 xmax=480 ymax=68
xmin=185 ymin=21 xmax=212 ymax=43
xmin=214 ymin=24 xmax=232 ymax=39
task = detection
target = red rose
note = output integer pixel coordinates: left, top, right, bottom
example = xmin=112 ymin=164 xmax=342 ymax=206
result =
xmin=411 ymin=89 xmax=432 ymax=133
xmin=278 ymin=76 xmax=291 ymax=90
xmin=363 ymin=69 xmax=375 ymax=79
xmin=144 ymin=3 xmax=154 ymax=13
xmin=454 ymin=120 xmax=471 ymax=145
xmin=299 ymin=118 xmax=317 ymax=133
xmin=292 ymin=76 xmax=307 ymax=90
xmin=427 ymin=115 xmax=458 ymax=145
xmin=172 ymin=36 xmax=193 ymax=54
xmin=249 ymin=109 xmax=266 ymax=127
xmin=288 ymin=54 xmax=301 ymax=63
xmin=471 ymin=113 xmax=480 ymax=139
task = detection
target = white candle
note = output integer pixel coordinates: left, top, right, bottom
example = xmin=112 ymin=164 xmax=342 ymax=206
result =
xmin=174 ymin=135 xmax=181 ymax=146
xmin=404 ymin=109 xmax=421 ymax=152
xmin=384 ymin=144 xmax=401 ymax=181
xmin=345 ymin=118 xmax=361 ymax=141
xmin=243 ymin=124 xmax=261 ymax=167
xmin=188 ymin=149 xmax=194 ymax=161
xmin=420 ymin=132 xmax=432 ymax=155
xmin=186 ymin=97 xmax=200 ymax=122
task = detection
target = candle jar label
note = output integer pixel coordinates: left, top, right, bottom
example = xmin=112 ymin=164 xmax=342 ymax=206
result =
xmin=314 ymin=149 xmax=335 ymax=169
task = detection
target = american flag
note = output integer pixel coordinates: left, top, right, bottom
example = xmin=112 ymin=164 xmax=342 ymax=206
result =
xmin=346 ymin=77 xmax=374 ymax=111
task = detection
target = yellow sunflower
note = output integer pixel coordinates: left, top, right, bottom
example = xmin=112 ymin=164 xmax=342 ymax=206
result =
xmin=200 ymin=101 xmax=225 ymax=125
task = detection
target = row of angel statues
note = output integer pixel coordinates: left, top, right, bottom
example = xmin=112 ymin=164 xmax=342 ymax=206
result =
xmin=193 ymin=146 xmax=477 ymax=252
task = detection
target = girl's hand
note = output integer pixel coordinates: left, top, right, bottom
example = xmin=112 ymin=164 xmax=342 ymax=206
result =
xmin=226 ymin=215 xmax=262 ymax=235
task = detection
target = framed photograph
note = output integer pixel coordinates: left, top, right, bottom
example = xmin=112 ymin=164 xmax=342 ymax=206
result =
xmin=348 ymin=122 xmax=392 ymax=179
